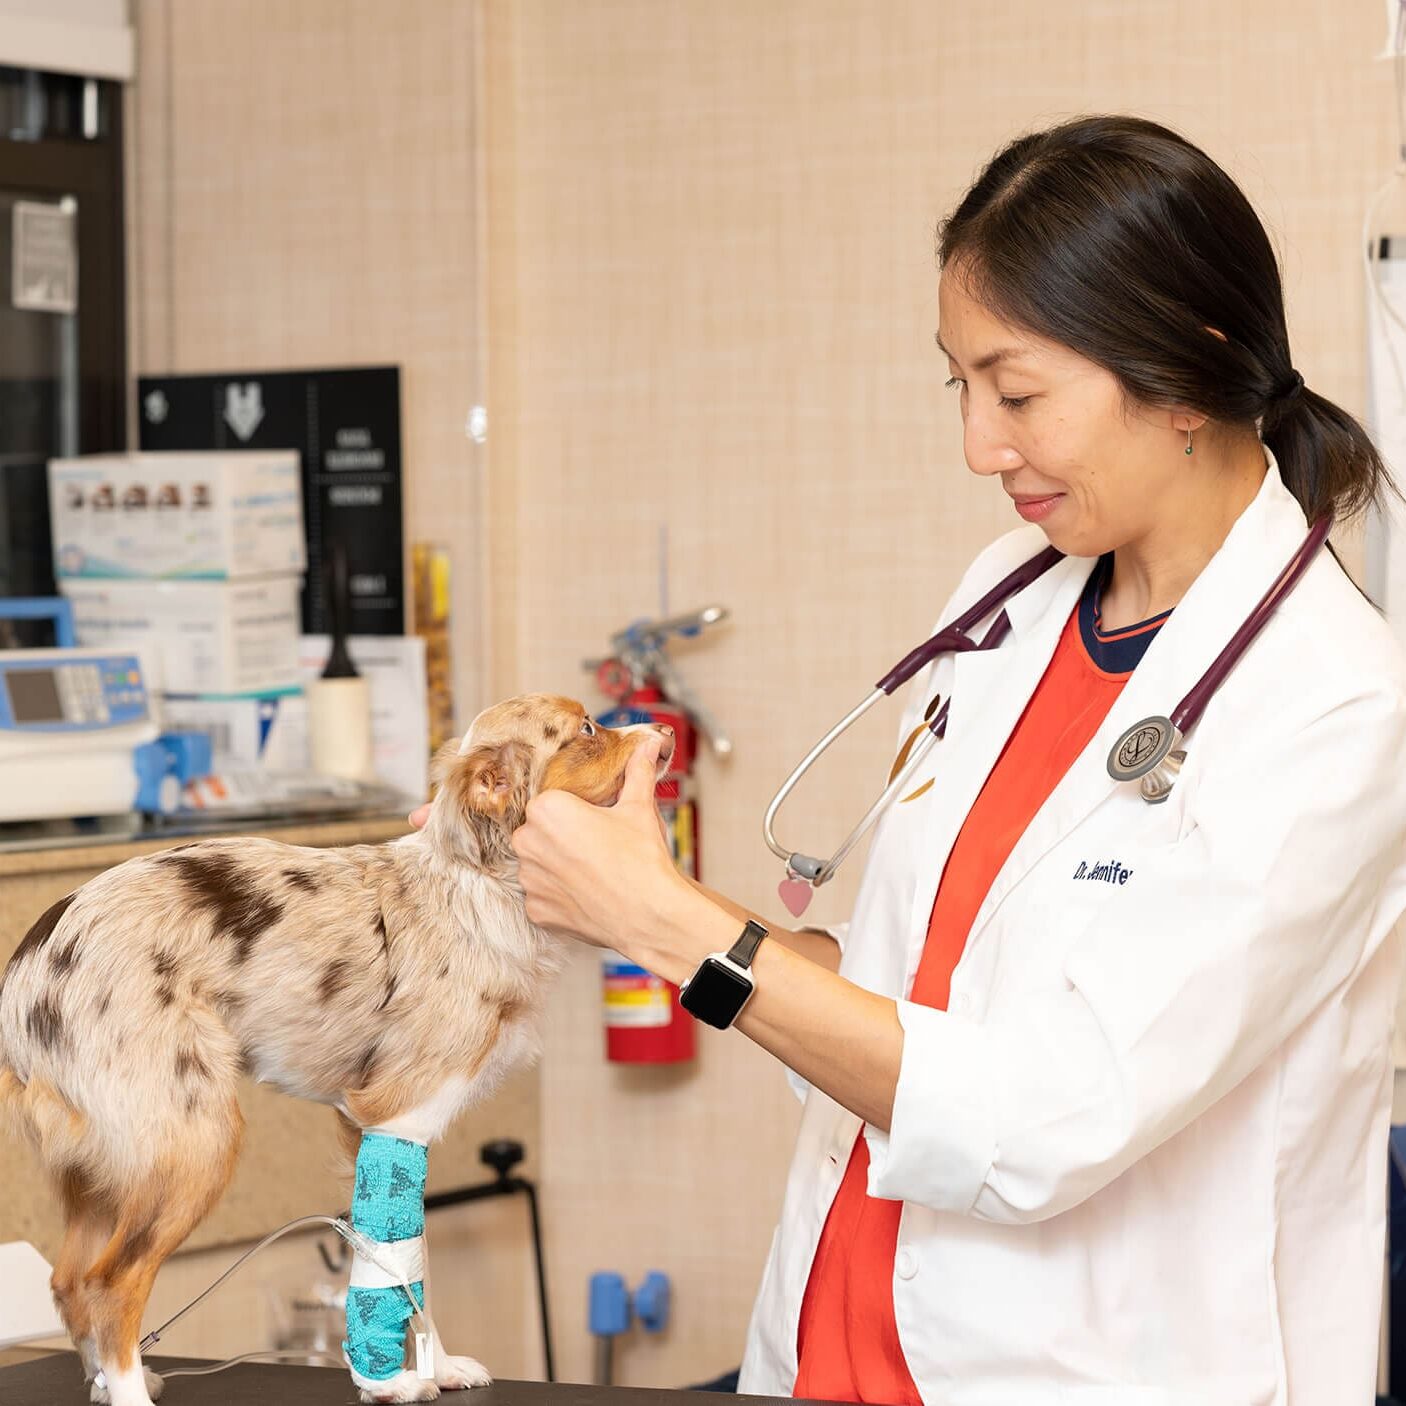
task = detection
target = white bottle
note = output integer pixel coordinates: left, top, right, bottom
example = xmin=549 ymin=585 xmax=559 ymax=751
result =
xmin=307 ymin=674 xmax=373 ymax=782
xmin=308 ymin=543 xmax=374 ymax=783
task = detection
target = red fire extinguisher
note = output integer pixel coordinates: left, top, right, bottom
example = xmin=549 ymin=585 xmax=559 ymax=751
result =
xmin=588 ymin=607 xmax=731 ymax=1064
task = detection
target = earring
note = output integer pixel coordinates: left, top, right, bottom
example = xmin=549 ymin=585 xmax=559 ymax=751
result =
xmin=1184 ymin=427 xmax=1194 ymax=456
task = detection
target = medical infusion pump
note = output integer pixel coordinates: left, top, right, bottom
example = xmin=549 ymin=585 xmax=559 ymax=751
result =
xmin=0 ymin=646 xmax=162 ymax=822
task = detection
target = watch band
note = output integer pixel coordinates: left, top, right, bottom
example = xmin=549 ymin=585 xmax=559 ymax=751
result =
xmin=726 ymin=919 xmax=768 ymax=970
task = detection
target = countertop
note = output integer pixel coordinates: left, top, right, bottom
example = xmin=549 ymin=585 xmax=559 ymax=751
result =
xmin=0 ymin=1355 xmax=816 ymax=1406
xmin=0 ymin=806 xmax=415 ymax=874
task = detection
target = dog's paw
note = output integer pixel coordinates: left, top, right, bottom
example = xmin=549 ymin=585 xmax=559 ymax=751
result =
xmin=90 ymin=1367 xmax=163 ymax=1404
xmin=356 ymin=1369 xmax=442 ymax=1404
xmin=435 ymin=1353 xmax=493 ymax=1390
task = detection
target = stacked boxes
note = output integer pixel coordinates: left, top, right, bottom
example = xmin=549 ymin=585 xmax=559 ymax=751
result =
xmin=49 ymin=452 xmax=306 ymax=698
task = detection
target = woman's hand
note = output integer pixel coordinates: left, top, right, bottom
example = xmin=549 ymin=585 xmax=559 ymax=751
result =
xmin=511 ymin=735 xmax=692 ymax=953
xmin=410 ymin=735 xmax=900 ymax=1128
xmin=404 ymin=739 xmax=677 ymax=954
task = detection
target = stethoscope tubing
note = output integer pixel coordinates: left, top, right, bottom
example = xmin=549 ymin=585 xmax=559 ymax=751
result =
xmin=766 ymin=515 xmax=1333 ymax=892
xmin=763 ymin=609 xmax=1013 ymax=883
xmin=1171 ymin=514 xmax=1331 ymax=735
xmin=874 ymin=545 xmax=1063 ymax=696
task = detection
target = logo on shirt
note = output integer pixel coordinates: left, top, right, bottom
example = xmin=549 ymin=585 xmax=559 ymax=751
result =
xmin=1072 ymin=858 xmax=1132 ymax=885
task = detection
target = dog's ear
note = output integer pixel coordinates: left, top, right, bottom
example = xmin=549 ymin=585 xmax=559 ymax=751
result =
xmin=450 ymin=740 xmax=533 ymax=829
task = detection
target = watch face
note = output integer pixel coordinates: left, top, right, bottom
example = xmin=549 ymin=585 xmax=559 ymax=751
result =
xmin=680 ymin=958 xmax=754 ymax=1029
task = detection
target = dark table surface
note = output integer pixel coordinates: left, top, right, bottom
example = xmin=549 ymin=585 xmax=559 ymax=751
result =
xmin=0 ymin=1354 xmax=808 ymax=1406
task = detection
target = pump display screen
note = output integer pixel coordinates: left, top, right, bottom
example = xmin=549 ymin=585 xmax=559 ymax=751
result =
xmin=5 ymin=669 xmax=63 ymax=724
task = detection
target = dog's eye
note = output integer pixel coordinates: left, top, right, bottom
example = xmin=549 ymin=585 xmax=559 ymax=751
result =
xmin=580 ymin=719 xmax=596 ymax=737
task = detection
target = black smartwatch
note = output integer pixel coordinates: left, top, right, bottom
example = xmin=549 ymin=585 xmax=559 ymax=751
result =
xmin=678 ymin=919 xmax=768 ymax=1030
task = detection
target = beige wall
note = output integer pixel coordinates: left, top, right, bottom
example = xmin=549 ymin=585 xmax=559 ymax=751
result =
xmin=111 ymin=0 xmax=1401 ymax=1390
xmin=128 ymin=0 xmax=490 ymax=724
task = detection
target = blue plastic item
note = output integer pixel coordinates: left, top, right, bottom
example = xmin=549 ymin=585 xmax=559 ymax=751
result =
xmin=158 ymin=731 xmax=212 ymax=783
xmin=132 ymin=732 xmax=214 ymax=813
xmin=588 ymin=1272 xmax=631 ymax=1337
xmin=633 ymin=1271 xmax=671 ymax=1333
xmin=0 ymin=596 xmax=76 ymax=647
xmin=131 ymin=740 xmax=169 ymax=813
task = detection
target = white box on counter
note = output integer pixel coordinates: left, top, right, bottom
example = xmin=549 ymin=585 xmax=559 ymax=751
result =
xmin=159 ymin=692 xmax=307 ymax=770
xmin=160 ymin=635 xmax=429 ymax=800
xmin=61 ymin=575 xmax=303 ymax=696
xmin=48 ymin=451 xmax=306 ymax=580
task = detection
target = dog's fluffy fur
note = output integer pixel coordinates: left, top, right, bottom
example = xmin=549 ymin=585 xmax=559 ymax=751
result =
xmin=0 ymin=694 xmax=671 ymax=1405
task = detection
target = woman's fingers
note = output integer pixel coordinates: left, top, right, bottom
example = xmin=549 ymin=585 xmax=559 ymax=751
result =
xmin=619 ymin=735 xmax=665 ymax=809
xmin=517 ymin=787 xmax=576 ymax=851
xmin=408 ymin=802 xmax=431 ymax=830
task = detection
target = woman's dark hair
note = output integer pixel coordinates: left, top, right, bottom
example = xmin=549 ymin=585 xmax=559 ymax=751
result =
xmin=938 ymin=115 xmax=1392 ymax=524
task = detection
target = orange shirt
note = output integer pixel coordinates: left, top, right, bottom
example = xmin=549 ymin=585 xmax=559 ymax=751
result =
xmin=793 ymin=563 xmax=1168 ymax=1405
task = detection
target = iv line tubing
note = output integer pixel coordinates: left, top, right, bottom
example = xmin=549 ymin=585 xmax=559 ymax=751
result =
xmin=137 ymin=1214 xmax=433 ymax=1356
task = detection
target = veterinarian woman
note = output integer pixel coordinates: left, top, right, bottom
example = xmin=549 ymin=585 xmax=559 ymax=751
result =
xmin=508 ymin=118 xmax=1406 ymax=1402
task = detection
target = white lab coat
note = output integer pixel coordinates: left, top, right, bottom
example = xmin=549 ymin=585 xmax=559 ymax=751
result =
xmin=738 ymin=449 xmax=1406 ymax=1405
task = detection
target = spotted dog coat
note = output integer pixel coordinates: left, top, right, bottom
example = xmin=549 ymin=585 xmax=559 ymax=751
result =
xmin=0 ymin=695 xmax=673 ymax=1406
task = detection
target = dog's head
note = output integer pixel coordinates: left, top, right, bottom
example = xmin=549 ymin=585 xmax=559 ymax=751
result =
xmin=428 ymin=694 xmax=675 ymax=869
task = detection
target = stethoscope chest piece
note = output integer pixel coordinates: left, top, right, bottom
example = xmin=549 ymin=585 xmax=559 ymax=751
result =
xmin=1107 ymin=715 xmax=1184 ymax=804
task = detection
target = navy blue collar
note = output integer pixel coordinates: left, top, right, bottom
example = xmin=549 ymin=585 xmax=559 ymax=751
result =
xmin=1077 ymin=555 xmax=1172 ymax=675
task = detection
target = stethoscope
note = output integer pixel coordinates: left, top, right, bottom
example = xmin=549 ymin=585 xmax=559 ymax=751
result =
xmin=764 ymin=515 xmax=1333 ymax=916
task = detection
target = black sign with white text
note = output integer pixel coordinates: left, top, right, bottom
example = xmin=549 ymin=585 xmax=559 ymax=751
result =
xmin=137 ymin=365 xmax=403 ymax=636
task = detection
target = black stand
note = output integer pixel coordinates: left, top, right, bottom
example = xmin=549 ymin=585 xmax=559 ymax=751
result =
xmin=423 ymin=1139 xmax=556 ymax=1384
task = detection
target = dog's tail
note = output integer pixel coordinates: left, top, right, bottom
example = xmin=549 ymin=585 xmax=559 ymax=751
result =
xmin=0 ymin=888 xmax=74 ymax=1143
xmin=0 ymin=1062 xmax=94 ymax=1186
xmin=0 ymin=966 xmax=26 ymax=1138
xmin=0 ymin=1009 xmax=46 ymax=1151
xmin=0 ymin=1062 xmax=26 ymax=1137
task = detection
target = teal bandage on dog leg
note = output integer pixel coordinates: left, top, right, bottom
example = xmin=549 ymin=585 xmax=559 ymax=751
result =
xmin=351 ymin=1132 xmax=428 ymax=1241
xmin=344 ymin=1133 xmax=430 ymax=1385
xmin=346 ymin=1279 xmax=426 ymax=1381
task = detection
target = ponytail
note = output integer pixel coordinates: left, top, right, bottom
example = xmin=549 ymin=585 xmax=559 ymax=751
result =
xmin=1260 ymin=382 xmax=1396 ymax=524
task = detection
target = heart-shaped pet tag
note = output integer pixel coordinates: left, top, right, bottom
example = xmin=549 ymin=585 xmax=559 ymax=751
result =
xmin=779 ymin=876 xmax=813 ymax=918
